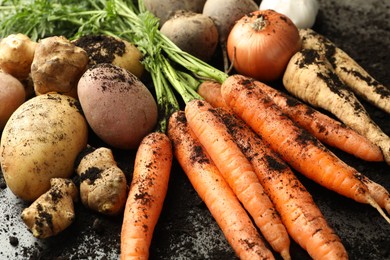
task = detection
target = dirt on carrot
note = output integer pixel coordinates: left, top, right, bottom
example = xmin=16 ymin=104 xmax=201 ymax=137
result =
xmin=221 ymin=74 xmax=390 ymax=224
xmin=217 ymin=108 xmax=348 ymax=260
xmin=283 ymin=48 xmax=390 ymax=165
xmin=120 ymin=132 xmax=172 ymax=260
xmin=185 ymin=99 xmax=291 ymax=259
xmin=167 ymin=110 xmax=275 ymax=260
xmin=197 ymin=78 xmax=383 ymax=162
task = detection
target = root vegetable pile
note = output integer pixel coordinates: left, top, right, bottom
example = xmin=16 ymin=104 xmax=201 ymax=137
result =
xmin=0 ymin=0 xmax=389 ymax=259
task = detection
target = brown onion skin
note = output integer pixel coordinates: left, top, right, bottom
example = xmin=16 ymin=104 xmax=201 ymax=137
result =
xmin=227 ymin=9 xmax=302 ymax=82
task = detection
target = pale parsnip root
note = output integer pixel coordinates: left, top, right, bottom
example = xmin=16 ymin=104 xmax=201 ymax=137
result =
xmin=299 ymin=28 xmax=390 ymax=114
xmin=283 ymin=49 xmax=390 ymax=165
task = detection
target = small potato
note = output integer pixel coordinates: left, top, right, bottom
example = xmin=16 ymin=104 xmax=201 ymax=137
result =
xmin=0 ymin=93 xmax=88 ymax=201
xmin=0 ymin=33 xmax=37 ymax=80
xmin=73 ymin=35 xmax=144 ymax=78
xmin=0 ymin=71 xmax=26 ymax=129
xmin=77 ymin=63 xmax=158 ymax=149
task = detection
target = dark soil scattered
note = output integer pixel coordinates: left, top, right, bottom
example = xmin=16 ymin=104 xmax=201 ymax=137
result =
xmin=1 ymin=0 xmax=389 ymax=259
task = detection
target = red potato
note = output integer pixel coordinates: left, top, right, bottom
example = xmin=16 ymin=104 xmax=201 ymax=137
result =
xmin=77 ymin=63 xmax=158 ymax=150
xmin=0 ymin=71 xmax=26 ymax=130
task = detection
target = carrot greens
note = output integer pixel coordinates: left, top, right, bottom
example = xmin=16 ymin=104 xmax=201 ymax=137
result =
xmin=0 ymin=0 xmax=228 ymax=132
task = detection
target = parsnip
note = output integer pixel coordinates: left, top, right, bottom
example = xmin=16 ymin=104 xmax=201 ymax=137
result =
xmin=21 ymin=178 xmax=78 ymax=239
xmin=283 ymin=49 xmax=390 ymax=165
xmin=299 ymin=28 xmax=390 ymax=114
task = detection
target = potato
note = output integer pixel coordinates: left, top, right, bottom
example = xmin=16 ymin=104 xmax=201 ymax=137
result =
xmin=0 ymin=93 xmax=88 ymax=201
xmin=77 ymin=63 xmax=158 ymax=149
xmin=73 ymin=35 xmax=144 ymax=79
xmin=0 ymin=33 xmax=37 ymax=80
xmin=0 ymin=71 xmax=26 ymax=130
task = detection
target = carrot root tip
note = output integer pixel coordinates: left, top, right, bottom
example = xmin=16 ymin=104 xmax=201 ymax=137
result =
xmin=369 ymin=196 xmax=390 ymax=224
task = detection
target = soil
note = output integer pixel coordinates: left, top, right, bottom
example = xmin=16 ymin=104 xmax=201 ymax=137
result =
xmin=1 ymin=0 xmax=390 ymax=259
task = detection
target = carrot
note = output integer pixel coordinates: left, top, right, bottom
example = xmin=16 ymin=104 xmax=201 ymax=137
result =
xmin=120 ymin=132 xmax=172 ymax=260
xmin=221 ymin=74 xmax=390 ymax=224
xmin=282 ymin=48 xmax=390 ymax=165
xmin=299 ymin=28 xmax=390 ymax=115
xmin=184 ymin=99 xmax=291 ymax=260
xmin=258 ymin=83 xmax=383 ymax=162
xmin=357 ymin=174 xmax=390 ymax=215
xmin=197 ymin=79 xmax=383 ymax=162
xmin=197 ymin=80 xmax=231 ymax=111
xmin=217 ymin=108 xmax=348 ymax=260
xmin=167 ymin=111 xmax=275 ymax=260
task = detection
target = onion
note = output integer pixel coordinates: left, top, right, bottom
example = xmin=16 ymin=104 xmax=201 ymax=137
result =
xmin=227 ymin=9 xmax=302 ymax=82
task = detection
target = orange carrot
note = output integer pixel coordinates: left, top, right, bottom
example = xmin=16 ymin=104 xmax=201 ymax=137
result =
xmin=357 ymin=174 xmax=390 ymax=215
xmin=167 ymin=111 xmax=275 ymax=260
xmin=120 ymin=132 xmax=172 ymax=260
xmin=185 ymin=99 xmax=291 ymax=260
xmin=221 ymin=74 xmax=390 ymax=223
xmin=255 ymin=81 xmax=384 ymax=162
xmin=197 ymin=80 xmax=231 ymax=111
xmin=198 ymin=79 xmax=383 ymax=162
xmin=217 ymin=108 xmax=348 ymax=260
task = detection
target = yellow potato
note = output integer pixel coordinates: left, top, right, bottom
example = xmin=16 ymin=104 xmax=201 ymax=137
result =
xmin=0 ymin=93 xmax=88 ymax=201
xmin=0 ymin=33 xmax=37 ymax=80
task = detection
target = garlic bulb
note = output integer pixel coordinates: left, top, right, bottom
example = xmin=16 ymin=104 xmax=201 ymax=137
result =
xmin=259 ymin=0 xmax=320 ymax=29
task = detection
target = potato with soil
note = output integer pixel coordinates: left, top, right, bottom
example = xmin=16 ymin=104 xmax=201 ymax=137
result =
xmin=160 ymin=10 xmax=219 ymax=62
xmin=0 ymin=93 xmax=88 ymax=202
xmin=73 ymin=35 xmax=144 ymax=78
xmin=31 ymin=36 xmax=89 ymax=98
xmin=0 ymin=71 xmax=26 ymax=130
xmin=77 ymin=63 xmax=158 ymax=149
xmin=0 ymin=33 xmax=37 ymax=80
xmin=144 ymin=0 xmax=207 ymax=26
